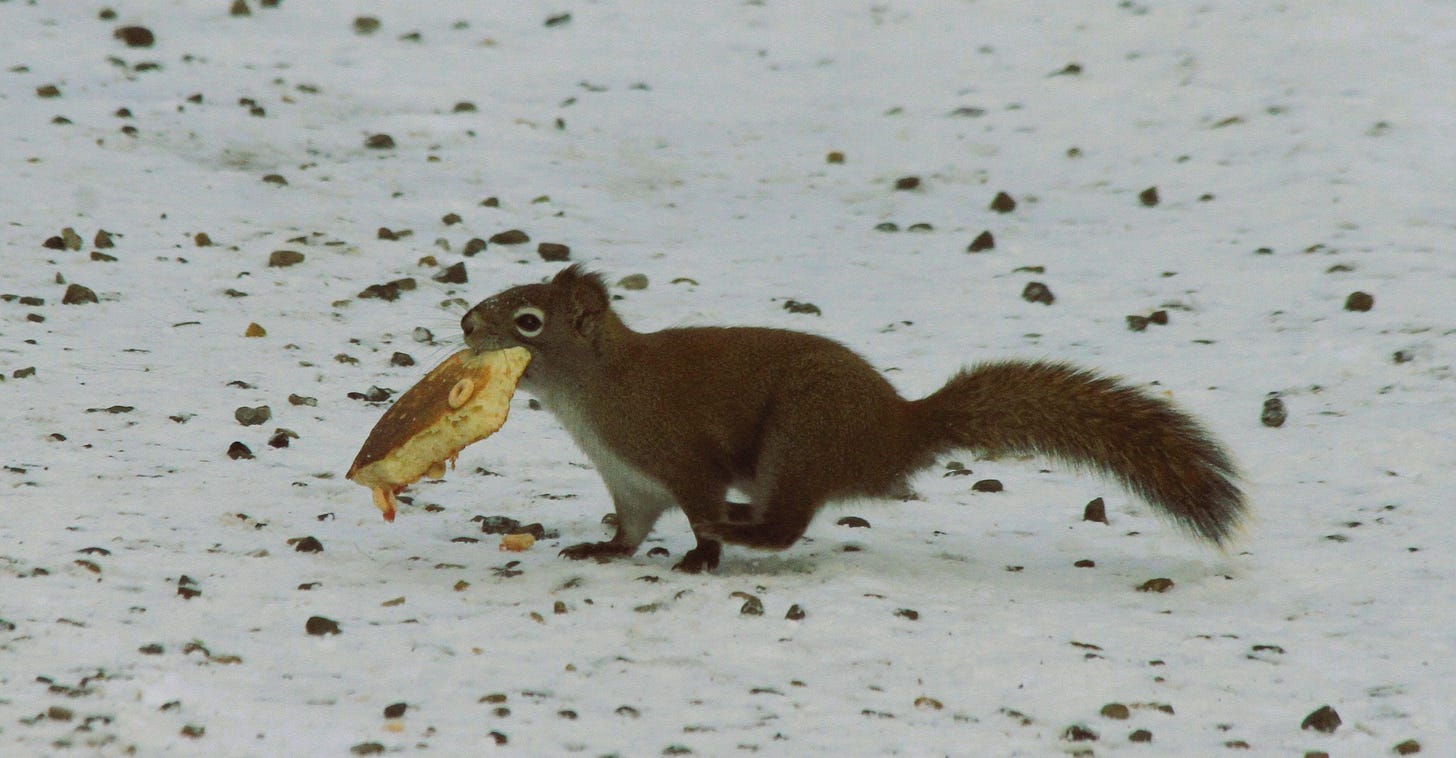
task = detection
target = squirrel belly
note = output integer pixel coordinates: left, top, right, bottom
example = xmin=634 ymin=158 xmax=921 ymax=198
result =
xmin=462 ymin=265 xmax=1246 ymax=573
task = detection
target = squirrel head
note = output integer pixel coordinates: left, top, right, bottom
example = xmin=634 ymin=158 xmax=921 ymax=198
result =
xmin=461 ymin=265 xmax=617 ymax=373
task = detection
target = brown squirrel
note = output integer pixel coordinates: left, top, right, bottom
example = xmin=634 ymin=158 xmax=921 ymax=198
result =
xmin=461 ymin=265 xmax=1244 ymax=573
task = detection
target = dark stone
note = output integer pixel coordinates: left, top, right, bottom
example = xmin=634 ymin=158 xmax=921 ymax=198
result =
xmin=1261 ymin=396 xmax=1286 ymax=428
xmin=62 ymin=284 xmax=98 ymax=305
xmin=990 ymin=191 xmax=1016 ymax=213
xmin=1021 ymin=282 xmax=1054 ymax=305
xmin=537 ymin=242 xmax=571 ymax=261
xmin=1084 ymin=497 xmax=1108 ymax=524
xmin=114 ymin=26 xmax=155 ymax=47
xmin=489 ymin=229 xmax=530 ymax=245
xmin=967 ymin=230 xmax=995 ymax=252
xmin=1301 ymin=705 xmax=1341 ymax=733
xmin=1344 ymin=291 xmax=1374 ymax=312
xmin=1139 ymin=186 xmax=1160 ymax=206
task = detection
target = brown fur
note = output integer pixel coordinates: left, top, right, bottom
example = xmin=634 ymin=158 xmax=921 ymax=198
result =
xmin=462 ymin=266 xmax=1246 ymax=572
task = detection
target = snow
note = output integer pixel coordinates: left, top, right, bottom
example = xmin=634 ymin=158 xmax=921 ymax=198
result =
xmin=2 ymin=1 xmax=1454 ymax=755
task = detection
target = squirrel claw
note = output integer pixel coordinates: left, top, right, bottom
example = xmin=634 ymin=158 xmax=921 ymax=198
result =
xmin=559 ymin=541 xmax=632 ymax=562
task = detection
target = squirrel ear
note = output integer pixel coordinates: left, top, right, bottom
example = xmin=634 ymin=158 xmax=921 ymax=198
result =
xmin=552 ymin=265 xmax=609 ymax=337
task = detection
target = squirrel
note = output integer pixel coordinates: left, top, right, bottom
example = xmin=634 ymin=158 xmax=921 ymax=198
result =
xmin=460 ymin=265 xmax=1245 ymax=573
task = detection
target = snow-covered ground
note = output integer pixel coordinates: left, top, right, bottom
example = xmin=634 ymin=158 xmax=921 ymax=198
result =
xmin=3 ymin=1 xmax=1454 ymax=755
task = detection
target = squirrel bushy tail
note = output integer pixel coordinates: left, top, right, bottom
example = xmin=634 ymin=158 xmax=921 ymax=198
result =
xmin=912 ymin=360 xmax=1245 ymax=546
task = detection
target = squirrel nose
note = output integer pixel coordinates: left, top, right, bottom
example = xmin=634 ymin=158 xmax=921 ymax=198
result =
xmin=461 ymin=311 xmax=479 ymax=338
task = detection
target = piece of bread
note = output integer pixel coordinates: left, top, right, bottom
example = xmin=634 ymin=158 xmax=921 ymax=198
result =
xmin=347 ymin=346 xmax=531 ymax=521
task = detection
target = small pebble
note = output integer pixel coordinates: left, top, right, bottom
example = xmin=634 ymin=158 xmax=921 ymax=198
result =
xmin=826 ymin=151 xmax=845 ymax=164
xmin=967 ymin=230 xmax=995 ymax=252
xmin=463 ymin=238 xmax=487 ymax=256
xmin=62 ymin=283 xmax=98 ymax=305
xmin=1083 ymin=497 xmax=1107 ymax=524
xmin=114 ymin=26 xmax=155 ymax=47
xmin=538 ymin=242 xmax=571 ymax=261
xmin=364 ymin=133 xmax=395 ymax=149
xmin=433 ymin=262 xmax=467 ymax=284
xmin=1137 ymin=577 xmax=1175 ymax=593
xmin=617 ymin=273 xmax=649 ymax=290
xmin=226 ymin=441 xmax=253 ymax=460
xmin=383 ymin=702 xmax=407 ymax=719
xmin=1300 ymin=705 xmax=1341 ymax=733
xmin=305 ymin=615 xmax=341 ymax=636
xmin=1260 ymin=396 xmax=1286 ymax=428
xmin=836 ymin=516 xmax=871 ymax=528
xmin=971 ymin=479 xmax=1003 ymax=492
xmin=894 ymin=176 xmax=921 ymax=191
xmin=1100 ymin=703 xmax=1130 ymax=720
xmin=1021 ymin=282 xmax=1054 ymax=305
xmin=1344 ymin=291 xmax=1374 ymax=312
xmin=489 ymin=229 xmax=530 ymax=245
xmin=268 ymin=250 xmax=304 ymax=267
xmin=234 ymin=406 xmax=271 ymax=426
xmin=1139 ymin=186 xmax=1160 ymax=206
xmin=990 ymin=191 xmax=1016 ymax=213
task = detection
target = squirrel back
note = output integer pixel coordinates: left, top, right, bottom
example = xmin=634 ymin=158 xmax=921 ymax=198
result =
xmin=462 ymin=266 xmax=1245 ymax=572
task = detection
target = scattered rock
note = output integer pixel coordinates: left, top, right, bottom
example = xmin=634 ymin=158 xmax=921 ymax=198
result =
xmin=1074 ymin=559 xmax=1096 ymax=568
xmin=1137 ymin=577 xmax=1175 ymax=593
xmin=1063 ymin=724 xmax=1098 ymax=742
xmin=268 ymin=250 xmax=304 ymax=267
xmin=268 ymin=428 xmax=297 ymax=448
xmin=61 ymin=227 xmax=84 ymax=250
xmin=1261 ymin=396 xmax=1287 ymax=428
xmin=463 ymin=238 xmax=487 ymax=256
xmin=894 ymin=608 xmax=919 ymax=621
xmin=836 ymin=516 xmax=871 ymax=528
xmin=967 ymin=230 xmax=995 ymax=252
xmin=177 ymin=575 xmax=202 ymax=599
xmin=288 ymin=394 xmax=318 ymax=407
xmin=291 ymin=536 xmax=324 ymax=553
xmin=1139 ymin=186 xmax=1160 ymax=207
xmin=244 ymin=322 xmax=266 ymax=337
xmin=383 ymin=702 xmax=407 ymax=719
xmin=538 ymin=242 xmax=571 ymax=262
xmin=545 ymin=12 xmax=572 ymax=26
xmin=433 ymin=262 xmax=467 ymax=284
xmin=489 ymin=229 xmax=530 ymax=245
xmin=826 ymin=151 xmax=845 ymax=164
xmin=617 ymin=273 xmax=649 ymax=290
xmin=733 ymin=591 xmax=764 ymax=616
xmin=62 ymin=283 xmax=98 ymax=304
xmin=94 ymin=229 xmax=116 ymax=248
xmin=783 ymin=299 xmax=820 ymax=315
xmin=894 ymin=176 xmax=921 ymax=191
xmin=1021 ymin=281 xmax=1054 ymax=305
xmin=453 ymin=101 xmax=477 ymax=113
xmin=358 ymin=278 xmax=416 ymax=301
xmin=390 ymin=352 xmax=415 ymax=367
xmin=364 ymin=133 xmax=395 ymax=149
xmin=1344 ymin=291 xmax=1374 ymax=312
xmin=971 ymin=478 xmax=1003 ymax=492
xmin=1129 ymin=729 xmax=1153 ymax=743
xmin=262 ymin=173 xmax=287 ymax=185
xmin=441 ymin=212 xmax=462 ymax=226
xmin=785 ymin=604 xmax=806 ymax=620
xmin=990 ymin=191 xmax=1017 ymax=213
xmin=350 ymin=743 xmax=385 ymax=756
xmin=874 ymin=221 xmax=900 ymax=232
xmin=226 ymin=441 xmax=254 ymax=460
xmin=353 ymin=16 xmax=381 ymax=35
xmin=229 ymin=0 xmax=251 ymax=17
xmin=1100 ymin=703 xmax=1130 ymax=720
xmin=194 ymin=232 xmax=214 ymax=247
xmin=1393 ymin=739 xmax=1421 ymax=755
xmin=305 ymin=615 xmax=341 ymax=636
xmin=1083 ymin=497 xmax=1108 ymax=524
xmin=234 ymin=406 xmax=271 ymax=426
xmin=114 ymin=25 xmax=155 ymax=48
xmin=36 ymin=84 xmax=62 ymax=98
xmin=1300 ymin=705 xmax=1341 ymax=733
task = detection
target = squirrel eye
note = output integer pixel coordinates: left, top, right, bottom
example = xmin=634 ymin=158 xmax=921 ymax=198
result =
xmin=512 ymin=306 xmax=546 ymax=337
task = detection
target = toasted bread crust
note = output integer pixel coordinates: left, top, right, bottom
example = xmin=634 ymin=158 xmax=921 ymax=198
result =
xmin=347 ymin=347 xmax=530 ymax=518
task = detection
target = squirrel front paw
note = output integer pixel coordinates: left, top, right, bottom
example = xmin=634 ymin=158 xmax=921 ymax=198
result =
xmin=672 ymin=541 xmax=722 ymax=574
xmin=559 ymin=540 xmax=633 ymax=562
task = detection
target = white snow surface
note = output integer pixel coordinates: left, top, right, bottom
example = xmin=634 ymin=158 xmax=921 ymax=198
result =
xmin=3 ymin=2 xmax=1454 ymax=756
